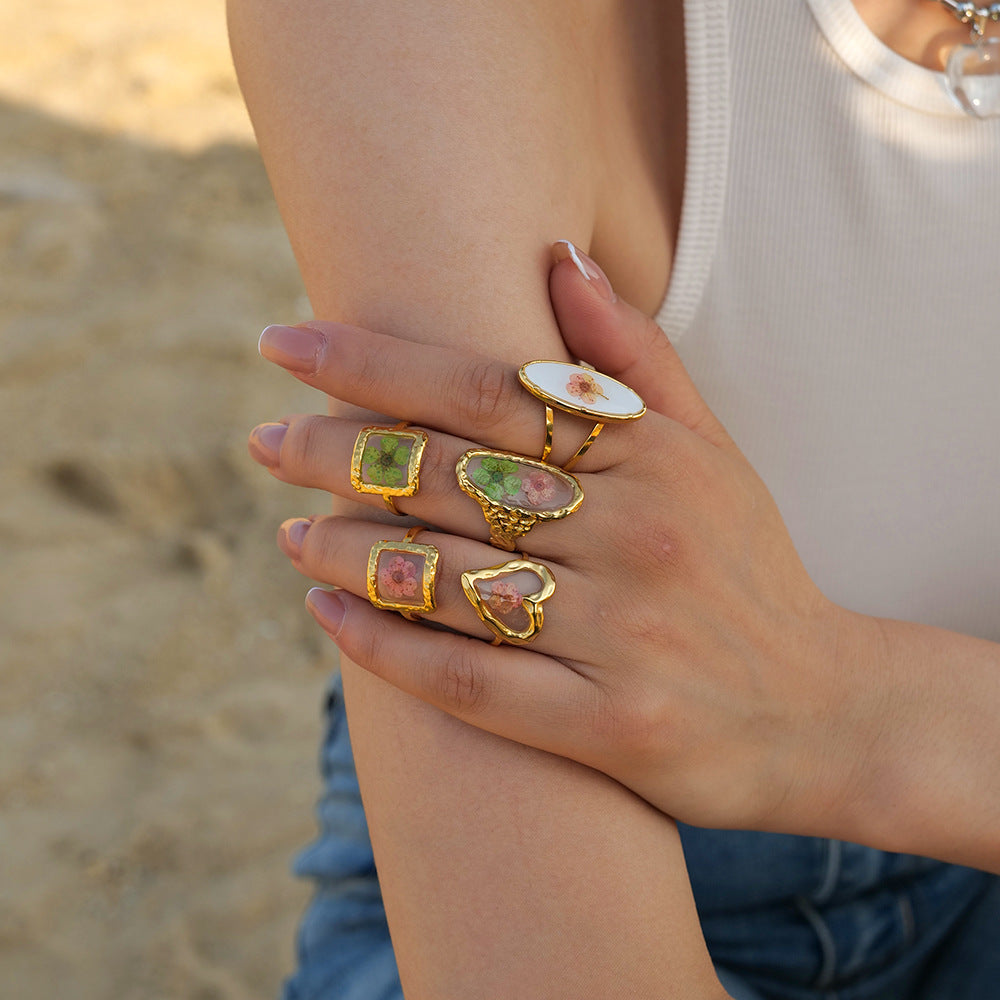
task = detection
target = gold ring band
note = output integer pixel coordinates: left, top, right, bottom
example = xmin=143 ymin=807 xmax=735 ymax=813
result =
xmin=562 ymin=421 xmax=604 ymax=472
xmin=540 ymin=405 xmax=554 ymax=463
xmin=456 ymin=449 xmax=584 ymax=551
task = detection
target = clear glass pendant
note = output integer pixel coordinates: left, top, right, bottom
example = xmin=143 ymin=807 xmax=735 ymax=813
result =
xmin=946 ymin=36 xmax=1000 ymax=117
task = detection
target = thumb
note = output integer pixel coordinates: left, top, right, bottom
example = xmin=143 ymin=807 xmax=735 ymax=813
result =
xmin=549 ymin=241 xmax=734 ymax=452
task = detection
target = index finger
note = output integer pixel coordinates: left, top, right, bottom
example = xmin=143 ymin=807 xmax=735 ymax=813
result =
xmin=258 ymin=321 xmax=635 ymax=471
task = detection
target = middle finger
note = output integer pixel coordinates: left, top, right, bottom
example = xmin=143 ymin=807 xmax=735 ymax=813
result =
xmin=252 ymin=412 xmax=608 ymax=561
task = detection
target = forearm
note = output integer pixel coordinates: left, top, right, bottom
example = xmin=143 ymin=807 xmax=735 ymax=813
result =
xmin=344 ymin=666 xmax=721 ymax=999
xmin=833 ymin=607 xmax=1000 ymax=873
xmin=229 ymin=2 xmax=720 ymax=995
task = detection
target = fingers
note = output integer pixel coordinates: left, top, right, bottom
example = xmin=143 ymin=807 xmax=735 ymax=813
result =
xmin=249 ymin=414 xmax=492 ymax=538
xmin=281 ymin=514 xmax=605 ymax=660
xmin=306 ymin=586 xmax=606 ymax=766
xmin=257 ymin=321 xmax=635 ymax=471
xmin=549 ymin=242 xmax=736 ymax=453
xmin=250 ymin=411 xmax=653 ymax=562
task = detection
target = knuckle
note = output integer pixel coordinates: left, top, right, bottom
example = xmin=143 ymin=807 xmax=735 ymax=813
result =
xmin=592 ymin=585 xmax=674 ymax=653
xmin=348 ymin=343 xmax=391 ymax=404
xmin=354 ymin=611 xmax=389 ymax=671
xmin=639 ymin=314 xmax=667 ymax=357
xmin=453 ymin=358 xmax=515 ymax=430
xmin=589 ymin=679 xmax=672 ymax=767
xmin=594 ymin=499 xmax=684 ymax=576
xmin=299 ymin=514 xmax=346 ymax=570
xmin=435 ymin=641 xmax=492 ymax=716
xmin=283 ymin=414 xmax=327 ymax=474
xmin=623 ymin=696 xmax=673 ymax=766
xmin=585 ymin=683 xmax=626 ymax=748
xmin=617 ymin=600 xmax=664 ymax=649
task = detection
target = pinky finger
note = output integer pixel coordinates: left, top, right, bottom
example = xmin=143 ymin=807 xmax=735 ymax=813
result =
xmin=306 ymin=587 xmax=600 ymax=762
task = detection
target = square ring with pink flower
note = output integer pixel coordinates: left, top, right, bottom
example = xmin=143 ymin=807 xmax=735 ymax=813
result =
xmin=366 ymin=538 xmax=439 ymax=616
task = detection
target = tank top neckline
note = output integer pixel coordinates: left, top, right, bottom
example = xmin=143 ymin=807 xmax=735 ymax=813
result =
xmin=804 ymin=0 xmax=967 ymax=116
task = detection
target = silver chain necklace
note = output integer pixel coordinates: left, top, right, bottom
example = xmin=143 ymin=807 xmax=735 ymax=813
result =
xmin=932 ymin=1 xmax=1000 ymax=115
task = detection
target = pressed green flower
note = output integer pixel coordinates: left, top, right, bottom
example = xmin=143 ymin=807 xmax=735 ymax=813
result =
xmin=381 ymin=435 xmax=411 ymax=466
xmin=362 ymin=435 xmax=410 ymax=486
xmin=481 ymin=456 xmax=519 ymax=475
xmin=473 ymin=459 xmax=522 ymax=502
xmin=472 ymin=468 xmax=506 ymax=501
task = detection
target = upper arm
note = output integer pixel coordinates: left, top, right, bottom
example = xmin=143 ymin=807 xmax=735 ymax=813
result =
xmin=229 ymin=0 xmax=604 ymax=357
xmin=230 ymin=4 xmax=714 ymax=997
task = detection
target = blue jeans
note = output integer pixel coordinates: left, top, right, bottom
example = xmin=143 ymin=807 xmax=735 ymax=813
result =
xmin=281 ymin=673 xmax=1000 ymax=1000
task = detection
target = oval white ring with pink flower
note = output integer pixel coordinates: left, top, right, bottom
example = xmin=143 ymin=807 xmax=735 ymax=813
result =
xmin=518 ymin=361 xmax=646 ymax=422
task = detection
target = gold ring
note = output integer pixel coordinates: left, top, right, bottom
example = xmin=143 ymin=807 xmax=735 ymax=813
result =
xmin=455 ymin=449 xmax=584 ymax=551
xmin=367 ymin=525 xmax=438 ymax=621
xmin=518 ymin=361 xmax=645 ymax=471
xmin=462 ymin=557 xmax=555 ymax=645
xmin=351 ymin=422 xmax=429 ymax=516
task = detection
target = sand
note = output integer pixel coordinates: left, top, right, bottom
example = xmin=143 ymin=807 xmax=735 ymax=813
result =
xmin=0 ymin=3 xmax=339 ymax=996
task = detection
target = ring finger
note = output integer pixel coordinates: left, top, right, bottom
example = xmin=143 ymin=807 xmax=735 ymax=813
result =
xmin=279 ymin=513 xmax=605 ymax=661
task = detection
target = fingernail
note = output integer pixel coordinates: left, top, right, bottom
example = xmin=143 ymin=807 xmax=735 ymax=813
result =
xmin=551 ymin=240 xmax=617 ymax=303
xmin=248 ymin=422 xmax=287 ymax=467
xmin=278 ymin=517 xmax=312 ymax=559
xmin=258 ymin=324 xmax=325 ymax=374
xmin=307 ymin=587 xmax=346 ymax=638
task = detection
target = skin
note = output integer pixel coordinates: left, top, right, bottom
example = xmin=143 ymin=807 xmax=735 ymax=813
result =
xmin=230 ymin=3 xmax=728 ymax=998
xmin=232 ymin=0 xmax=998 ymax=995
xmin=252 ymin=257 xmax=1000 ymax=876
xmin=853 ymin=0 xmax=1000 ymax=70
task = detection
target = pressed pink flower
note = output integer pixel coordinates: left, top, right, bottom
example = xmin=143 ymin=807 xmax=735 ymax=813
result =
xmin=566 ymin=371 xmax=608 ymax=405
xmin=380 ymin=555 xmax=419 ymax=598
xmin=522 ymin=469 xmax=557 ymax=507
xmin=486 ymin=580 xmax=522 ymax=615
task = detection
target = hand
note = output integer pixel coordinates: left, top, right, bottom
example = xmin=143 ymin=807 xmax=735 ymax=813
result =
xmin=248 ymin=250 xmax=874 ymax=839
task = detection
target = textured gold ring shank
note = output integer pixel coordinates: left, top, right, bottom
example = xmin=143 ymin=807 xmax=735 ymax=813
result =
xmin=455 ymin=449 xmax=584 ymax=551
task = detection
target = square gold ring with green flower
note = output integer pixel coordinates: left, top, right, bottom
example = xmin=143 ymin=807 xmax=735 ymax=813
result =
xmin=351 ymin=424 xmax=429 ymax=501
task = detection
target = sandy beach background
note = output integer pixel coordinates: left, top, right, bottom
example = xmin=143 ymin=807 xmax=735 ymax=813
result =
xmin=0 ymin=3 xmax=337 ymax=996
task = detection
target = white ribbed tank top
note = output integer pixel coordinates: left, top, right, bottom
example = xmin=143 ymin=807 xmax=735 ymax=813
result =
xmin=657 ymin=0 xmax=1000 ymax=640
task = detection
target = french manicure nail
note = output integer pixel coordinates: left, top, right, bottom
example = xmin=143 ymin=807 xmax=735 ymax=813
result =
xmin=552 ymin=240 xmax=617 ymax=303
xmin=307 ymin=587 xmax=347 ymax=637
xmin=258 ymin=324 xmax=325 ymax=374
xmin=248 ymin=422 xmax=287 ymax=467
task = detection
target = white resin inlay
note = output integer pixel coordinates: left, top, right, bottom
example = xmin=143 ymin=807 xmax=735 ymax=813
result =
xmin=519 ymin=361 xmax=645 ymax=421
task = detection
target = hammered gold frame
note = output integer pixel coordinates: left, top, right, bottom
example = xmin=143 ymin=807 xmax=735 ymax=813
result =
xmin=455 ymin=449 xmax=584 ymax=551
xmin=461 ymin=558 xmax=556 ymax=644
xmin=367 ymin=537 xmax=439 ymax=617
xmin=350 ymin=424 xmax=429 ymax=499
